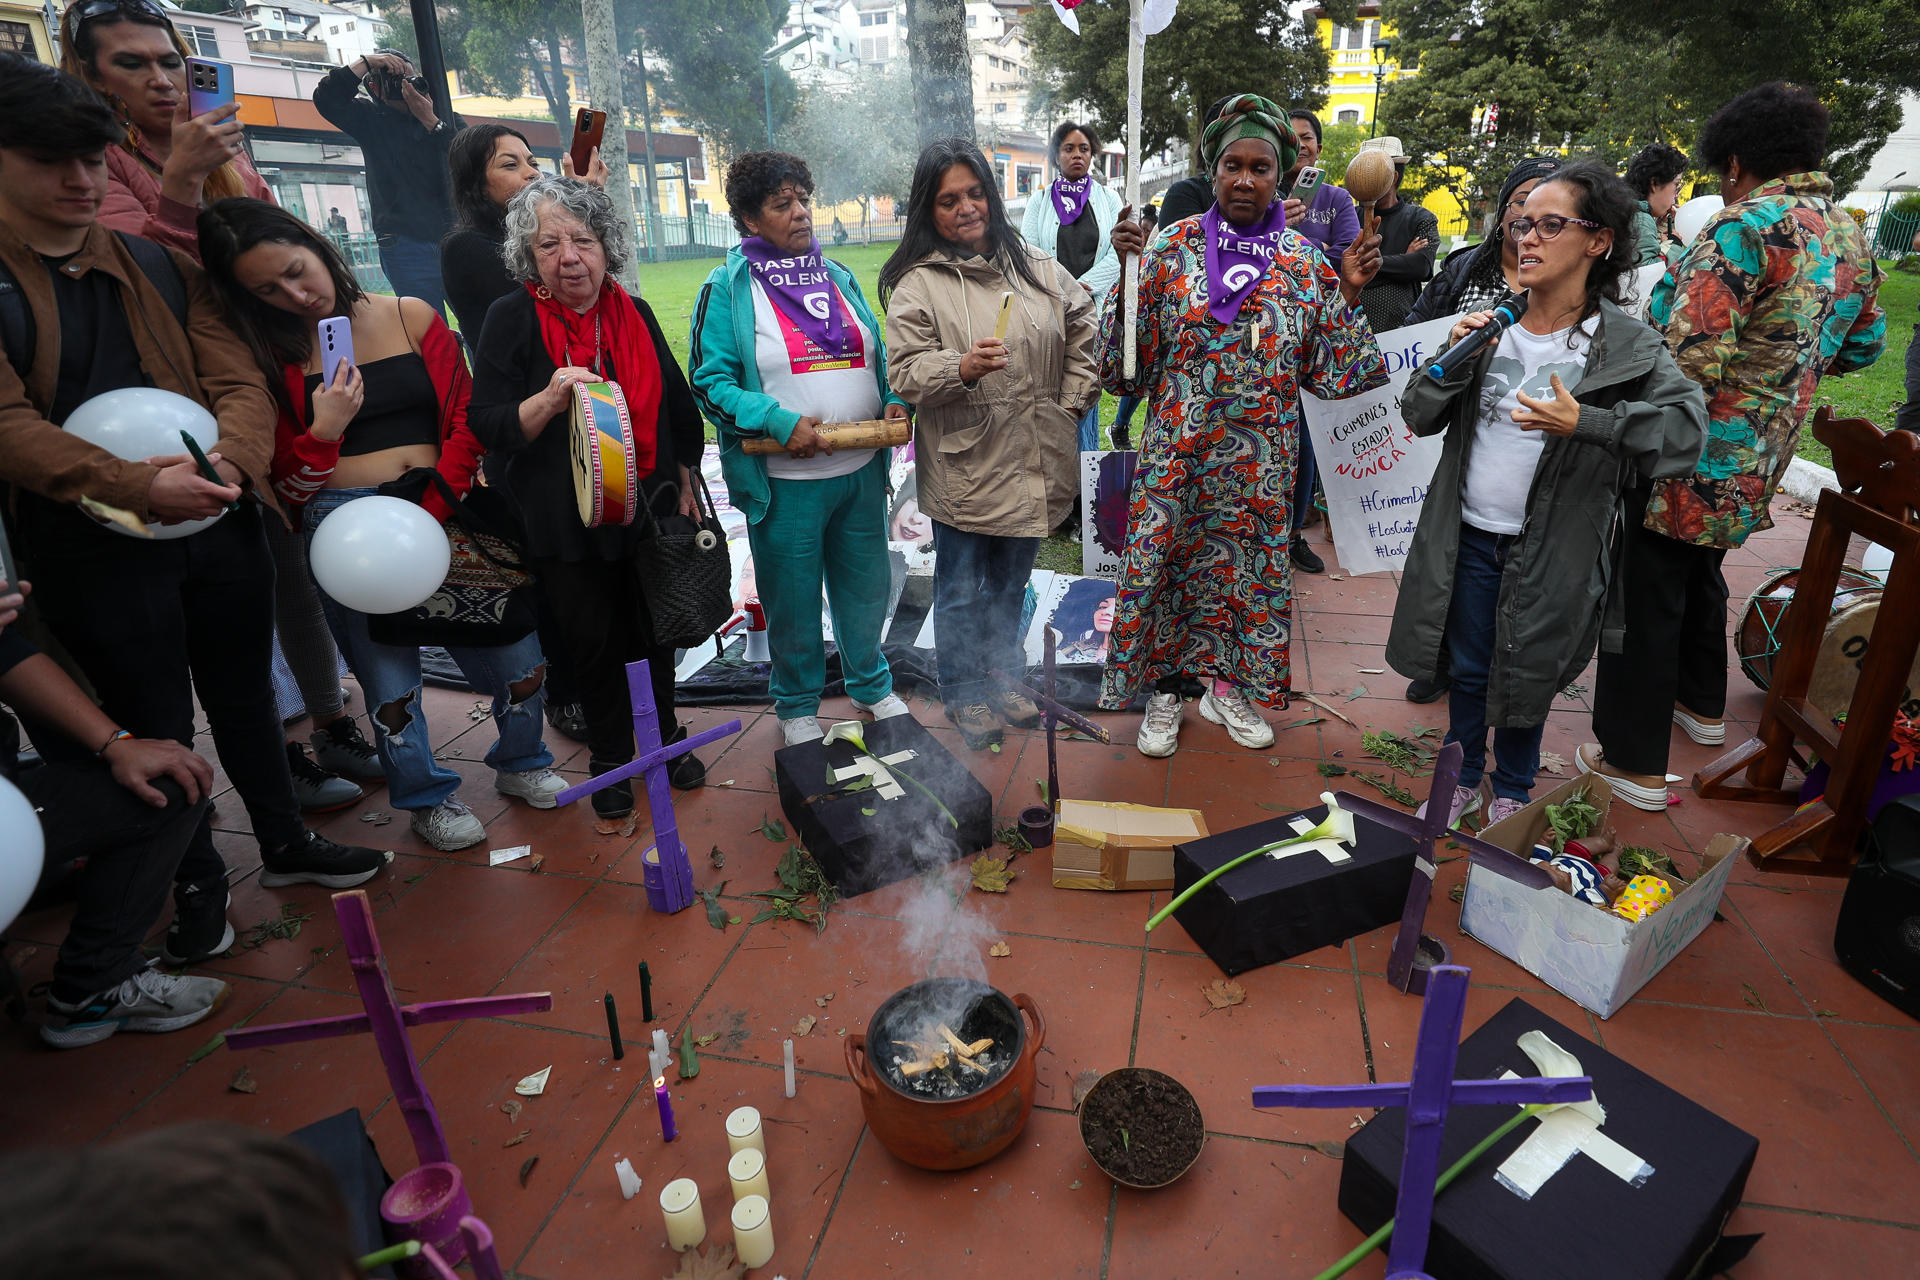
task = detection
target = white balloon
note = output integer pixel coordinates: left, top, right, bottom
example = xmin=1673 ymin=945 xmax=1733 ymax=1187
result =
xmin=1672 ymin=195 xmax=1726 ymax=247
xmin=308 ymin=496 xmax=450 ymax=615
xmin=0 ymin=776 xmax=45 ymax=935
xmin=63 ymin=387 xmax=226 ymax=540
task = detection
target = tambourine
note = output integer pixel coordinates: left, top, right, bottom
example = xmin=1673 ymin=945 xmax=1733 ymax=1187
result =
xmin=569 ymin=380 xmax=640 ymax=528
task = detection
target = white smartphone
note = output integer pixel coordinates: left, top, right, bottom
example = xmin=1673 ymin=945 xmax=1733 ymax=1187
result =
xmin=1290 ymin=166 xmax=1326 ymax=202
xmin=318 ymin=316 xmax=353 ymax=388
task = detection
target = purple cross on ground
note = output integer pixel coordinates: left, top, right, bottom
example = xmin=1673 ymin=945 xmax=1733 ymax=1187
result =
xmin=1252 ymin=965 xmax=1593 ymax=1279
xmin=552 ymin=658 xmax=741 ymax=914
xmin=993 ymin=631 xmax=1111 ymax=809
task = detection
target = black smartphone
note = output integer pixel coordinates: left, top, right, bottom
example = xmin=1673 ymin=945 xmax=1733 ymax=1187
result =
xmin=0 ymin=515 xmax=16 ymax=593
xmin=181 ymin=431 xmax=240 ymax=513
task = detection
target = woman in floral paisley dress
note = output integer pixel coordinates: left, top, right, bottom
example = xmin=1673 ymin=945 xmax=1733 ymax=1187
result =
xmin=1098 ymin=94 xmax=1387 ymax=758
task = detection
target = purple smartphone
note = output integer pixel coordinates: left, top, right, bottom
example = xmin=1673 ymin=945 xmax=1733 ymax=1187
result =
xmin=318 ymin=317 xmax=353 ymax=388
xmin=186 ymin=58 xmax=235 ymax=119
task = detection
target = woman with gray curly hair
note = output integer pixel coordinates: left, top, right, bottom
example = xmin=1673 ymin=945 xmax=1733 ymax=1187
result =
xmin=469 ymin=176 xmax=709 ymax=815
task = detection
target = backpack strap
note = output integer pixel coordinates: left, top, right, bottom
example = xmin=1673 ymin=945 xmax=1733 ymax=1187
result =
xmin=0 ymin=232 xmax=190 ymax=384
xmin=115 ymin=231 xmax=189 ymax=331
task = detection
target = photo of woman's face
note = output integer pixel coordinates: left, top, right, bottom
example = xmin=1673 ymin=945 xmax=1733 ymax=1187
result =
xmin=890 ymin=497 xmax=931 ymax=545
xmin=1093 ymin=596 xmax=1116 ymax=632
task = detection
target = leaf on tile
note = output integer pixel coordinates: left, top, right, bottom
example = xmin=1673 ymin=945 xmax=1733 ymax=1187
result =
xmin=514 ymin=1066 xmax=552 ymax=1096
xmin=1316 ymin=762 xmax=1348 ymax=778
xmin=794 ymin=1014 xmax=817 ymax=1037
xmin=758 ymin=816 xmax=788 ymax=842
xmin=359 ymin=810 xmax=393 ymax=826
xmin=593 ymin=814 xmax=638 ymax=838
xmin=1449 ymin=884 xmax=1466 ymax=903
xmin=1071 ymin=1068 xmax=1102 ymax=1111
xmin=503 ymin=1129 xmax=533 ymax=1148
xmin=678 ymin=1025 xmax=701 ymax=1080
xmin=469 ymin=700 xmax=490 ymax=721
xmin=989 ymin=941 xmax=1011 ymax=957
xmin=1278 ymin=716 xmax=1325 ymax=729
xmin=1345 ymin=684 xmax=1369 ymax=701
xmin=1202 ymin=978 xmax=1247 ymax=1010
xmin=228 ymin=1066 xmax=258 ymax=1094
xmin=1311 ymin=1140 xmax=1345 ymax=1159
xmin=500 ymin=1099 xmax=523 ymax=1123
xmin=1740 ymin=982 xmax=1768 ymax=1012
xmin=517 ymin=1155 xmax=539 ymax=1187
xmin=666 ymin=1242 xmax=747 ymax=1279
xmin=815 ymin=996 xmax=829 ymax=1007
xmin=700 ymin=882 xmax=731 ymax=930
xmin=186 ymin=1031 xmax=227 ymax=1065
xmin=694 ymin=1033 xmax=717 ymax=1047
xmin=528 ymin=850 xmax=546 ymax=873
xmin=709 ymin=844 xmax=726 ymax=868
xmin=1538 ymin=750 xmax=1569 ymax=776
xmin=970 ymin=855 xmax=1014 ymax=893
xmin=1297 ymin=692 xmax=1357 ymax=727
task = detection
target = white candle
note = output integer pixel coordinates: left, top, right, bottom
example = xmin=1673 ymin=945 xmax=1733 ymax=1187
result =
xmin=731 ymin=1194 xmax=775 ymax=1269
xmin=651 ymin=1028 xmax=670 ymax=1072
xmin=783 ymin=1039 xmax=796 ymax=1098
xmin=727 ymin=1146 xmax=771 ymax=1204
xmin=725 ymin=1105 xmax=765 ymax=1156
xmin=659 ymin=1178 xmax=705 ymax=1252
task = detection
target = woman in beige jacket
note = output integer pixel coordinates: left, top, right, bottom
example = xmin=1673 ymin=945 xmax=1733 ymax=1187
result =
xmin=881 ymin=137 xmax=1099 ymax=750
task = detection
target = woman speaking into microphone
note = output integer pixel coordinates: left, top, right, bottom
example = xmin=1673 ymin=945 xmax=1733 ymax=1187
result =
xmin=469 ymin=177 xmax=708 ymax=819
xmin=690 ymin=151 xmax=914 ymax=747
xmin=1385 ymin=161 xmax=1706 ymax=831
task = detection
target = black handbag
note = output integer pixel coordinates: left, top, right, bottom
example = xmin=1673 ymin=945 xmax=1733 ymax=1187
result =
xmin=633 ymin=467 xmax=733 ymax=649
xmin=366 ymin=468 xmax=539 ymax=648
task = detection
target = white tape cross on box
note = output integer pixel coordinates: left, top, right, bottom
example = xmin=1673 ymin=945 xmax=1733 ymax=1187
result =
xmin=1267 ymin=815 xmax=1355 ymax=866
xmin=1494 ymin=1029 xmax=1655 ymax=1200
xmin=830 ymin=748 xmax=919 ymax=802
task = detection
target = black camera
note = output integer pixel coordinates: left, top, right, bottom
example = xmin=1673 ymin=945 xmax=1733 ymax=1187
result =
xmin=366 ymin=67 xmax=428 ymax=102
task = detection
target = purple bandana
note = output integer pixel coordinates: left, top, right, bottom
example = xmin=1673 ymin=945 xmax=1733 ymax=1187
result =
xmin=740 ymin=235 xmax=848 ymax=357
xmin=1199 ymin=202 xmax=1286 ymax=325
xmin=1050 ymin=175 xmax=1093 ymax=226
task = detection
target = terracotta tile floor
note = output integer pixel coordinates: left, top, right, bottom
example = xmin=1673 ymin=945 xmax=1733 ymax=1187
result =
xmin=5 ymin=514 xmax=1918 ymax=1279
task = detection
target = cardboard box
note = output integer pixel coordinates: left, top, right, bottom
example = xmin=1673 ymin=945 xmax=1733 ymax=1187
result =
xmin=1052 ymin=800 xmax=1209 ymax=891
xmin=1171 ymin=804 xmax=1418 ymax=976
xmin=1340 ymin=997 xmax=1758 ymax=1280
xmin=773 ymin=716 xmax=993 ymax=898
xmin=1459 ymin=774 xmax=1746 ymax=1019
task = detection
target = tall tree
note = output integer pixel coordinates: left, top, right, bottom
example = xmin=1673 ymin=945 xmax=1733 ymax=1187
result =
xmin=379 ymin=1 xmax=575 ymax=132
xmin=1026 ymin=0 xmax=1348 ymax=171
xmin=581 ymin=0 xmax=637 ymax=290
xmin=905 ymin=0 xmax=974 ymax=146
xmin=778 ymin=72 xmax=917 ymax=241
xmin=633 ymin=0 xmax=796 ymax=162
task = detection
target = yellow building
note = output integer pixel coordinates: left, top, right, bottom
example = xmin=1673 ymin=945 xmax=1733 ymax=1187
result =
xmin=1305 ymin=2 xmax=1469 ymax=237
xmin=0 ymin=0 xmax=55 ymax=62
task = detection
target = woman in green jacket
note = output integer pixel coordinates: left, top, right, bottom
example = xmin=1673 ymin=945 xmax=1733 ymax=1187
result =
xmin=690 ymin=152 xmax=912 ymax=747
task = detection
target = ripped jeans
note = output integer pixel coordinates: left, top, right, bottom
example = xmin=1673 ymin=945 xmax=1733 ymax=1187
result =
xmin=305 ymin=488 xmax=553 ymax=811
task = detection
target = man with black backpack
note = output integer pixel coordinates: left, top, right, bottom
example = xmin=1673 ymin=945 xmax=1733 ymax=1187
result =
xmin=0 ymin=56 xmax=389 ymax=971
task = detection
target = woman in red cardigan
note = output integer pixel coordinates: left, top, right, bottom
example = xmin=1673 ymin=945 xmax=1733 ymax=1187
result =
xmin=198 ymin=198 xmax=562 ymax=853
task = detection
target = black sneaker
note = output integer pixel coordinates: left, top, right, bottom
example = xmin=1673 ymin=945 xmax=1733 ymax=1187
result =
xmin=545 ymin=701 xmax=589 ymax=741
xmin=311 ymin=717 xmax=385 ymax=784
xmin=159 ymin=874 xmax=235 ymax=967
xmin=286 ymin=742 xmax=363 ymax=812
xmin=1111 ymin=425 xmax=1132 ymax=451
xmin=260 ymin=830 xmax=389 ymax=889
xmin=588 ymin=757 xmax=634 ymax=820
xmin=1405 ymin=676 xmax=1450 ymax=704
xmin=665 ymin=726 xmax=706 ymax=791
xmin=1289 ymin=536 xmax=1325 ymax=574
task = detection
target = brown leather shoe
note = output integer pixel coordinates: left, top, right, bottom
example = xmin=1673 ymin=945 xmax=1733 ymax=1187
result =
xmin=992 ymin=688 xmax=1043 ymax=729
xmin=945 ymin=702 xmax=1004 ymax=750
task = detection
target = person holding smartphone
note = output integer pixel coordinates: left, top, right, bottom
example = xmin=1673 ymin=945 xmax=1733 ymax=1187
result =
xmin=58 ymin=0 xmax=269 ymax=262
xmin=314 ymin=49 xmax=462 ymax=318
xmin=1022 ymin=121 xmax=1124 ymax=454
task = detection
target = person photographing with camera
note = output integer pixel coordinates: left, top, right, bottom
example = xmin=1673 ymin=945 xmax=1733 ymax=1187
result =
xmin=313 ymin=50 xmax=460 ymax=318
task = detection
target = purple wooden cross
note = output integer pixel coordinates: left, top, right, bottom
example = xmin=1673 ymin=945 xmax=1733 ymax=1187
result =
xmin=225 ymin=892 xmax=550 ymax=1280
xmin=992 ymin=631 xmax=1111 ymax=810
xmin=1252 ymin=965 xmax=1592 ymax=1280
xmin=1331 ymin=741 xmax=1514 ymax=995
xmin=551 ymin=659 xmax=741 ymax=914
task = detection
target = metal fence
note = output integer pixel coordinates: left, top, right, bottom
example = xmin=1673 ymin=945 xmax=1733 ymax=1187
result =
xmin=324 ymin=232 xmax=392 ymax=294
xmin=1864 ymin=207 xmax=1920 ymax=259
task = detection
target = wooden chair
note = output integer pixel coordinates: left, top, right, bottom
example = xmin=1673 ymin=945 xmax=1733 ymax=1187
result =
xmin=1694 ymin=410 xmax=1920 ymax=874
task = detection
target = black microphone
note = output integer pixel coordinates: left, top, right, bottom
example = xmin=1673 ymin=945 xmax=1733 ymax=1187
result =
xmin=1424 ymin=291 xmax=1529 ymax=383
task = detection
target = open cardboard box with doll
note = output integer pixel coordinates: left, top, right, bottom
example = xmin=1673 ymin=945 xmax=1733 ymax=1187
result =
xmin=1459 ymin=774 xmax=1748 ymax=1019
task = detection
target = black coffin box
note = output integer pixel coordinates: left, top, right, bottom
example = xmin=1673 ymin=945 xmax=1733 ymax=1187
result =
xmin=1170 ymin=804 xmax=1416 ymax=975
xmin=1340 ymin=998 xmax=1759 ymax=1280
xmin=774 ymin=716 xmax=994 ymax=897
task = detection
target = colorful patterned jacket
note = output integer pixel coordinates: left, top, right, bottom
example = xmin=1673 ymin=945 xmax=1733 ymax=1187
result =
xmin=1643 ymin=172 xmax=1884 ymax=549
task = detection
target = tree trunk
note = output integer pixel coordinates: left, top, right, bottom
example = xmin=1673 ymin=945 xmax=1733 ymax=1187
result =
xmin=537 ymin=19 xmax=573 ymax=137
xmin=904 ymin=0 xmax=974 ymax=147
xmin=579 ymin=0 xmax=639 ymax=291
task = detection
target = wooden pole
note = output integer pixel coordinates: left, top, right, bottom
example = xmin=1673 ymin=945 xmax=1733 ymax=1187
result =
xmin=1122 ymin=0 xmax=1144 ymax=380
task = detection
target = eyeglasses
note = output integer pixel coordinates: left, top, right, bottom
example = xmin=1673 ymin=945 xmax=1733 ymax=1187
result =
xmin=70 ymin=0 xmax=166 ymax=26
xmin=1509 ymin=214 xmax=1603 ymax=241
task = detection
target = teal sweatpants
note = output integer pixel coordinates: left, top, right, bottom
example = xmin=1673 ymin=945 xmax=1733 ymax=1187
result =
xmin=747 ymin=454 xmax=895 ymax=720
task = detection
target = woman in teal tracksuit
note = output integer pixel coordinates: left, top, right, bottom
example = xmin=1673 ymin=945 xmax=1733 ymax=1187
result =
xmin=690 ymin=151 xmax=912 ymax=747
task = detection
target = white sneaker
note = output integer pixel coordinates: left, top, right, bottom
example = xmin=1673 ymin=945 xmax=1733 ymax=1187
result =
xmin=1672 ymin=705 xmax=1726 ymax=745
xmin=781 ymin=716 xmax=825 ymax=746
xmin=852 ymin=694 xmax=912 ymax=721
xmin=1416 ymin=783 xmax=1483 ymax=828
xmin=409 ymin=798 xmax=486 ymax=851
xmin=1136 ymin=692 xmax=1184 ymax=758
xmin=496 ymin=766 xmax=567 ymax=810
xmin=1196 ymin=686 xmax=1275 ymax=749
xmin=1484 ymin=795 xmax=1528 ymax=826
xmin=40 ymin=965 xmax=230 ymax=1049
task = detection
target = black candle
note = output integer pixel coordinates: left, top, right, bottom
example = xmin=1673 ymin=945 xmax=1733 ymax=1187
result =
xmin=604 ymin=992 xmax=624 ymax=1060
xmin=638 ymin=960 xmax=654 ymax=1022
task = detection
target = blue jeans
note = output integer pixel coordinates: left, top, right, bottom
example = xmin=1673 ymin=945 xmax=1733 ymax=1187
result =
xmin=377 ymin=233 xmax=448 ymax=318
xmin=305 ymin=488 xmax=552 ymax=811
xmin=1113 ymin=395 xmax=1143 ymax=431
xmin=930 ymin=521 xmax=1037 ymax=705
xmin=1443 ymin=523 xmax=1544 ymax=802
xmin=1291 ymin=425 xmax=1318 ymax=536
xmin=1076 ymin=401 xmax=1101 ymax=453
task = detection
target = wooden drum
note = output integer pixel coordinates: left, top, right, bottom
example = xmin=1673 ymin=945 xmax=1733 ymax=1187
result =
xmin=1736 ymin=566 xmax=1913 ymax=718
xmin=570 ymin=380 xmax=639 ymax=528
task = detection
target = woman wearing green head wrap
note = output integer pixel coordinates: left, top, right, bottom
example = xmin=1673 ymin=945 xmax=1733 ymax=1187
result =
xmin=1095 ymin=92 xmax=1387 ymax=760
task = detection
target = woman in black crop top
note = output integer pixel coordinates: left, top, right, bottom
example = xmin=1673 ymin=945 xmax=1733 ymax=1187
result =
xmin=199 ymin=198 xmax=566 ymax=853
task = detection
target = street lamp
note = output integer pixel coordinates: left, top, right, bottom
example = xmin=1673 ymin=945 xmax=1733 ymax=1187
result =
xmin=762 ymin=31 xmax=812 ymax=146
xmin=1370 ymin=37 xmax=1395 ymax=140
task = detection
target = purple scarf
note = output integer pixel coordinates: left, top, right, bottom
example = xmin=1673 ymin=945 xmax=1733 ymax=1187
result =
xmin=1050 ymin=176 xmax=1094 ymax=226
xmin=739 ymin=235 xmax=848 ymax=357
xmin=1199 ymin=201 xmax=1287 ymax=325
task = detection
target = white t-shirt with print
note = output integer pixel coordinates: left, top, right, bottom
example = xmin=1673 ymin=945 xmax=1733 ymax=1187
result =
xmin=1459 ymin=318 xmax=1595 ymax=535
xmin=750 ymin=279 xmax=882 ymax=480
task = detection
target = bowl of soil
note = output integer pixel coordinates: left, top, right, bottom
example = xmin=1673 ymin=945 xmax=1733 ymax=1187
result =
xmin=1077 ymin=1067 xmax=1205 ymax=1189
